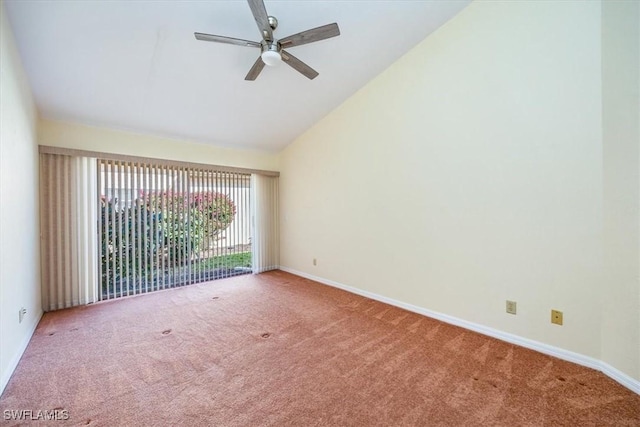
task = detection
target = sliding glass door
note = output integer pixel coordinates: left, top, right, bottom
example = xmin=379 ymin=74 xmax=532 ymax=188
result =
xmin=97 ymin=160 xmax=252 ymax=300
xmin=40 ymin=147 xmax=278 ymax=311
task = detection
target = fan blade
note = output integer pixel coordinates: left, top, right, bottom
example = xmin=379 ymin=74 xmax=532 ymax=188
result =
xmin=245 ymin=56 xmax=265 ymax=81
xmin=279 ymin=23 xmax=340 ymax=48
xmin=195 ymin=32 xmax=261 ymax=48
xmin=281 ymin=50 xmax=319 ymax=80
xmin=247 ymin=0 xmax=273 ymax=41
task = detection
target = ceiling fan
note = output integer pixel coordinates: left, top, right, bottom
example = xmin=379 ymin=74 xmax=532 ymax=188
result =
xmin=195 ymin=0 xmax=340 ymax=81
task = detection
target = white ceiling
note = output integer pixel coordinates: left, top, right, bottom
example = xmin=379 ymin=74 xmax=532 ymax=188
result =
xmin=5 ymin=0 xmax=470 ymax=152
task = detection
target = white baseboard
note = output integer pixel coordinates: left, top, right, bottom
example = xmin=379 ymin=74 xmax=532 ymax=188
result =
xmin=0 ymin=310 xmax=43 ymax=396
xmin=279 ymin=266 xmax=640 ymax=395
xmin=600 ymin=362 xmax=640 ymax=394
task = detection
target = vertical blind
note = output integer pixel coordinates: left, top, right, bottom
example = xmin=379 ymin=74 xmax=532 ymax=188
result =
xmin=39 ymin=148 xmax=279 ymax=311
xmin=40 ymin=154 xmax=98 ymax=311
xmin=252 ymin=174 xmax=279 ymax=273
xmin=98 ymin=160 xmax=252 ymax=301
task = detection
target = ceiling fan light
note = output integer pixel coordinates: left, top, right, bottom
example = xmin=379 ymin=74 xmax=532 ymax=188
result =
xmin=261 ymin=50 xmax=282 ymax=67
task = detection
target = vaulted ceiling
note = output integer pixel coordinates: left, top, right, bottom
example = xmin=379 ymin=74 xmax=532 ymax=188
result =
xmin=5 ymin=0 xmax=470 ymax=152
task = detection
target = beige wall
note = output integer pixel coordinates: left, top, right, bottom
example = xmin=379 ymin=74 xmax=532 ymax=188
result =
xmin=280 ymin=0 xmax=629 ymax=376
xmin=39 ymin=118 xmax=279 ymax=172
xmin=601 ymin=1 xmax=640 ymax=381
xmin=0 ymin=0 xmax=42 ymax=392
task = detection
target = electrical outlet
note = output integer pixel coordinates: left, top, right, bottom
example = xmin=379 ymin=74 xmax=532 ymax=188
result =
xmin=506 ymin=300 xmax=517 ymax=315
xmin=313 ymin=258 xmax=317 ymax=266
xmin=18 ymin=308 xmax=27 ymax=324
xmin=551 ymin=309 xmax=563 ymax=325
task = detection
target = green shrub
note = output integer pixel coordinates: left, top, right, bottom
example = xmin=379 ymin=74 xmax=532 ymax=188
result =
xmin=100 ymin=191 xmax=236 ymax=292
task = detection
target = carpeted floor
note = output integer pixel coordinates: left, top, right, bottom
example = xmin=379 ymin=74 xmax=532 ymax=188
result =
xmin=1 ymin=271 xmax=638 ymax=426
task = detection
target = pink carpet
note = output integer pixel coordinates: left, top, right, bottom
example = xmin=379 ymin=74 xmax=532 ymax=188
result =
xmin=1 ymin=271 xmax=638 ymax=426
